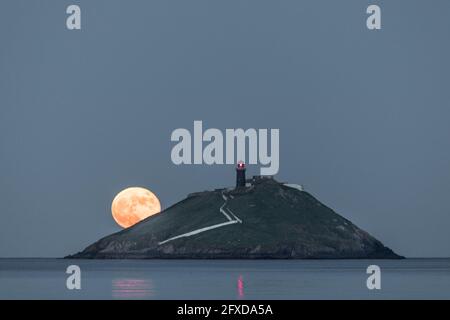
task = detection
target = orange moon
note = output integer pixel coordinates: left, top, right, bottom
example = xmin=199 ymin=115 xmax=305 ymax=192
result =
xmin=111 ymin=187 xmax=161 ymax=228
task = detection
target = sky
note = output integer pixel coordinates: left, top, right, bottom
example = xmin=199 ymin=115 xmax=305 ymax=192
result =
xmin=1 ymin=0 xmax=450 ymax=258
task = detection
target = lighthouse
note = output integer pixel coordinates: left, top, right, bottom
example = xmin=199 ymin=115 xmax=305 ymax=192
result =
xmin=236 ymin=161 xmax=246 ymax=188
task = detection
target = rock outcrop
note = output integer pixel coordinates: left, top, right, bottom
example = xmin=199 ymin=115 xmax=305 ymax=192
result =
xmin=68 ymin=178 xmax=402 ymax=259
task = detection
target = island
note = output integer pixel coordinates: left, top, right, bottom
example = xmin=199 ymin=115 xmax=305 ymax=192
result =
xmin=68 ymin=170 xmax=402 ymax=259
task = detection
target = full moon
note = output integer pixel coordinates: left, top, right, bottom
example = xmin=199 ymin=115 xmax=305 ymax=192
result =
xmin=111 ymin=187 xmax=161 ymax=228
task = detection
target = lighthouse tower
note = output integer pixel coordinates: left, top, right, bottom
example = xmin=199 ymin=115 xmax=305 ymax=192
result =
xmin=236 ymin=161 xmax=246 ymax=188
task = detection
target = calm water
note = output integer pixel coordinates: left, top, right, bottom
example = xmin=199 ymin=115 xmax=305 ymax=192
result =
xmin=0 ymin=259 xmax=449 ymax=299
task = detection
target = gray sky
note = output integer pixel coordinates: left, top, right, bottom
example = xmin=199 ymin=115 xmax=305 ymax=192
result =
xmin=1 ymin=0 xmax=449 ymax=257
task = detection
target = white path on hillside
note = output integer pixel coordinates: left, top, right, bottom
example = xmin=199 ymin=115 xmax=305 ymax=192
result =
xmin=220 ymin=202 xmax=232 ymax=221
xmin=227 ymin=208 xmax=242 ymax=223
xmin=158 ymin=191 xmax=242 ymax=245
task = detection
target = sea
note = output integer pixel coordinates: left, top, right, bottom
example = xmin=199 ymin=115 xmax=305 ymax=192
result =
xmin=0 ymin=258 xmax=449 ymax=299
